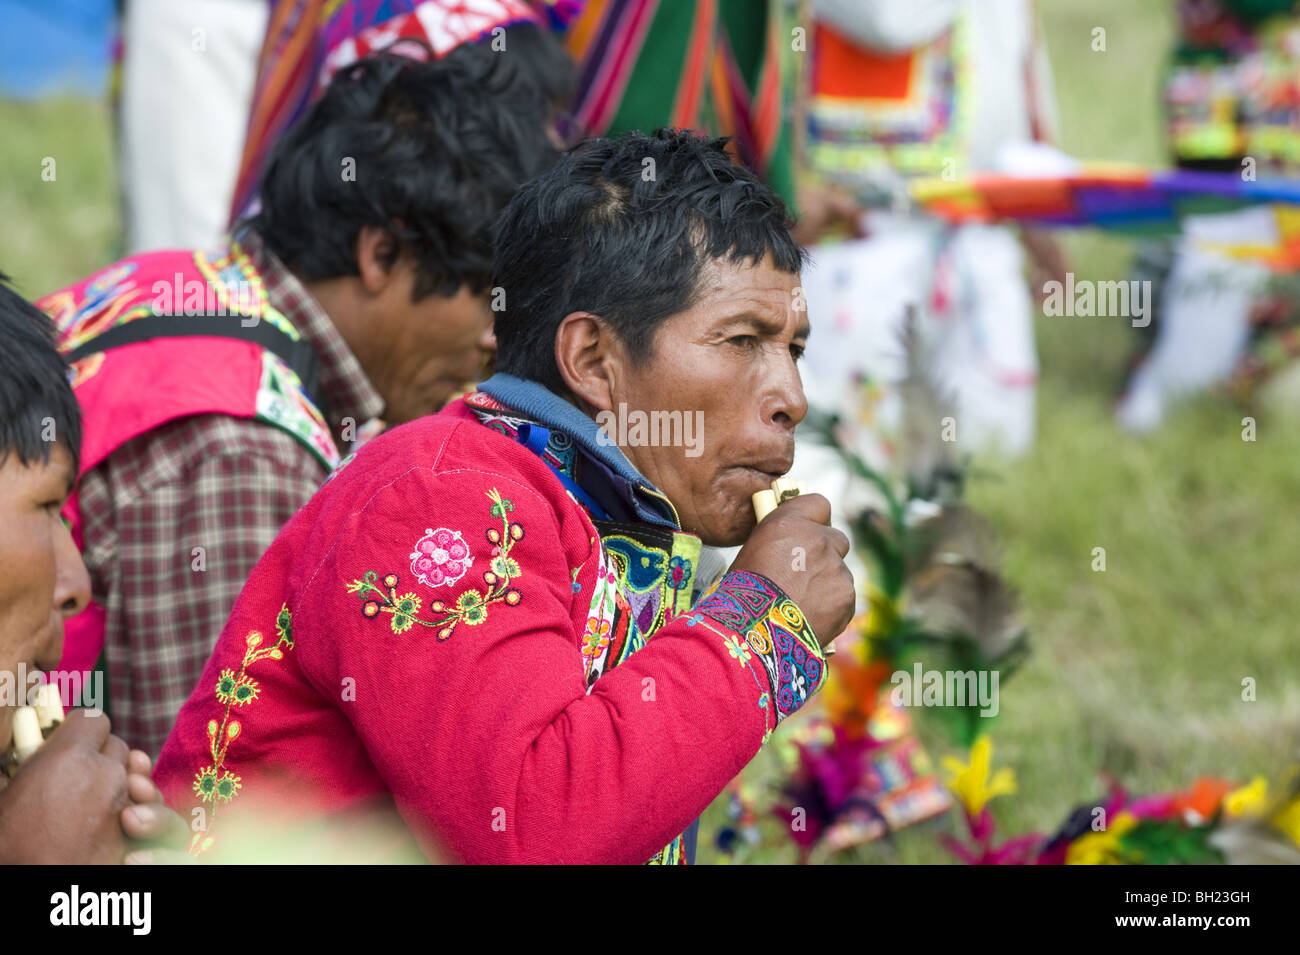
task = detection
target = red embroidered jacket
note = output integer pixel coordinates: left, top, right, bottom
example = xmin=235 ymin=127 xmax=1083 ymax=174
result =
xmin=152 ymin=397 xmax=828 ymax=864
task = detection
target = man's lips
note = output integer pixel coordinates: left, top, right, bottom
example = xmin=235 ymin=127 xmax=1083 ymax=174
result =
xmin=735 ymin=455 xmax=795 ymax=477
xmin=732 ymin=460 xmax=795 ymax=493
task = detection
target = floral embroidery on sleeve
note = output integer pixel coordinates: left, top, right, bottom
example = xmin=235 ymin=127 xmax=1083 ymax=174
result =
xmin=410 ymin=527 xmax=473 ymax=587
xmin=189 ymin=604 xmax=294 ymax=855
xmin=346 ymin=488 xmax=524 ymax=640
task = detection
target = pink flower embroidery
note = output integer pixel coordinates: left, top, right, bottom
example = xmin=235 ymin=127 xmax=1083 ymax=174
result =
xmin=410 ymin=527 xmax=473 ymax=589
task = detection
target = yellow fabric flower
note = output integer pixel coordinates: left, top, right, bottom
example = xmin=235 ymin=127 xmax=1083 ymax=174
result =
xmin=1223 ymin=776 xmax=1269 ymax=819
xmin=1066 ymin=811 xmax=1139 ymax=865
xmin=1271 ymin=797 xmax=1300 ymax=847
xmin=941 ymin=735 xmax=1016 ymax=817
xmin=862 ymin=585 xmax=901 ymax=645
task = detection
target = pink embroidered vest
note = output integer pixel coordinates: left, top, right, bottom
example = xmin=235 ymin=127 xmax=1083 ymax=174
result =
xmin=36 ymin=243 xmax=339 ymax=675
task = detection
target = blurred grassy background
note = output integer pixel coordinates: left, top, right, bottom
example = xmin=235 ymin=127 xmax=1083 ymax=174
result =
xmin=0 ymin=97 xmax=118 ymax=297
xmin=1 ymin=0 xmax=1295 ymax=865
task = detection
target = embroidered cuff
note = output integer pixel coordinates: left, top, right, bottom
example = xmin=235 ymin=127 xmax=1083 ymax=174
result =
xmin=687 ymin=569 xmax=828 ymax=731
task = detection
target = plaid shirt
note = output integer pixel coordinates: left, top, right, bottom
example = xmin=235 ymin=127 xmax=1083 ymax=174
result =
xmin=77 ymin=233 xmax=384 ymax=756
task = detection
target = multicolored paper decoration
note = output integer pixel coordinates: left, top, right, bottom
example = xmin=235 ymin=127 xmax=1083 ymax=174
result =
xmin=768 ymin=687 xmax=952 ymax=861
xmin=909 ymin=168 xmax=1300 ymax=269
xmin=940 ymin=735 xmax=1300 ymax=866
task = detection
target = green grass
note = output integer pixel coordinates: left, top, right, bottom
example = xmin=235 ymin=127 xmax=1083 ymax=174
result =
xmin=0 ymin=96 xmax=118 ymax=299
xmin=3 ymin=0 xmax=1295 ymax=866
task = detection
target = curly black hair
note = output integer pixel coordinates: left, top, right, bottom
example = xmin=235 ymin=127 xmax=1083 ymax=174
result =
xmin=250 ymin=41 xmax=561 ymax=300
xmin=491 ymin=128 xmax=806 ymax=393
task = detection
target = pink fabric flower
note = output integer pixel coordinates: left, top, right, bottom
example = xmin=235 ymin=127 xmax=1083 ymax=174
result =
xmin=410 ymin=527 xmax=473 ymax=588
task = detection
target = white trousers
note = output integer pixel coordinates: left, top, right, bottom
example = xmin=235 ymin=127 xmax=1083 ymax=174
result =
xmin=800 ymin=213 xmax=1039 ymax=468
xmin=1116 ymin=207 xmax=1274 ymax=433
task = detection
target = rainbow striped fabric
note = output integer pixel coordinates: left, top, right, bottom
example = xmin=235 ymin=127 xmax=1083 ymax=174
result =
xmin=564 ymin=0 xmax=796 ymax=209
xmin=911 ymin=167 xmax=1300 ymax=268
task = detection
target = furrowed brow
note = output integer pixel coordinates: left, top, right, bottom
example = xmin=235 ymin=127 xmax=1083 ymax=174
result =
xmin=720 ymin=312 xmax=791 ymax=336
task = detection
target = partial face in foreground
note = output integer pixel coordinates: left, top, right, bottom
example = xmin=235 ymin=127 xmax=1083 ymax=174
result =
xmin=603 ymin=254 xmax=808 ymax=546
xmin=0 ymin=445 xmax=90 ymax=752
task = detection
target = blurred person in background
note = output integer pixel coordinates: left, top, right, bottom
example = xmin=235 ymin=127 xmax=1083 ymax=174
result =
xmin=797 ymin=0 xmax=1066 ymax=468
xmin=1117 ymin=0 xmax=1300 ymax=431
xmin=118 ymin=0 xmax=271 ymax=252
xmin=35 ymin=49 xmax=558 ymax=757
xmin=765 ymin=0 xmax=1066 ymax=634
xmin=0 ymin=276 xmax=186 ymax=864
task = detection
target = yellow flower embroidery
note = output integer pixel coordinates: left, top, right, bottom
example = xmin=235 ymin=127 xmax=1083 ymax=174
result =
xmin=189 ymin=606 xmax=294 ymax=855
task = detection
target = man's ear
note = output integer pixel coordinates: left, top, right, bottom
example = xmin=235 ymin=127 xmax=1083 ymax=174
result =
xmin=355 ymin=225 xmax=400 ymax=296
xmin=555 ymin=311 xmax=620 ymax=414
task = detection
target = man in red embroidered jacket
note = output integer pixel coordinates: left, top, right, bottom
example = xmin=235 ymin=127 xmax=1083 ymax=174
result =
xmin=153 ymin=129 xmax=856 ymax=864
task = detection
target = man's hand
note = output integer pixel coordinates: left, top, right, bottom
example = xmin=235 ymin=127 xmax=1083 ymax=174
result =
xmin=0 ymin=708 xmax=132 ymax=864
xmin=729 ymin=493 xmax=855 ymax=649
xmin=121 ymin=749 xmax=191 ymax=864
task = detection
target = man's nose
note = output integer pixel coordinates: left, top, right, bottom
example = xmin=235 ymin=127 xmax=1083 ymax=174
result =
xmin=762 ymin=356 xmax=809 ymax=431
xmin=54 ymin=520 xmax=91 ymax=621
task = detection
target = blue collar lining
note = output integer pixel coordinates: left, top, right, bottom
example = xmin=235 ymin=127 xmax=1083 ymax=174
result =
xmin=478 ymin=373 xmax=678 ymax=528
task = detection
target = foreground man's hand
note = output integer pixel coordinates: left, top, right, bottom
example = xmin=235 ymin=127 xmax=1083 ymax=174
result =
xmin=729 ymin=492 xmax=855 ymax=649
xmin=0 ymin=708 xmax=131 ymax=863
xmin=121 ymin=749 xmax=192 ymax=864
xmin=0 ymin=710 xmax=190 ymax=863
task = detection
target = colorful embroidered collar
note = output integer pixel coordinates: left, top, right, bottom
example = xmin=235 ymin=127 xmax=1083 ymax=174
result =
xmin=476 ymin=374 xmax=681 ymax=529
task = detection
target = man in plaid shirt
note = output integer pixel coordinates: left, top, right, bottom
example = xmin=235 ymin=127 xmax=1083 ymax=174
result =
xmin=40 ymin=48 xmax=560 ymax=755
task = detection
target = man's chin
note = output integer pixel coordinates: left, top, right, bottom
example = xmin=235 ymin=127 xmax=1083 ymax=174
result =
xmin=701 ymin=528 xmax=751 ymax=548
xmin=686 ymin=506 xmax=755 ymax=548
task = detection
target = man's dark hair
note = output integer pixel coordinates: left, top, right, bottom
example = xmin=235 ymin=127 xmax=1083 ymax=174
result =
xmin=249 ymin=43 xmax=560 ymax=300
xmin=492 ymin=128 xmax=805 ymax=393
xmin=0 ymin=274 xmax=81 ymax=474
xmin=450 ymin=21 xmax=576 ymax=123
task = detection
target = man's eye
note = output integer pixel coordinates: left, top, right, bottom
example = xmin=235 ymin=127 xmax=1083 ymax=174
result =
xmin=728 ymin=335 xmax=758 ymax=348
xmin=791 ymin=343 xmax=806 ymax=361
